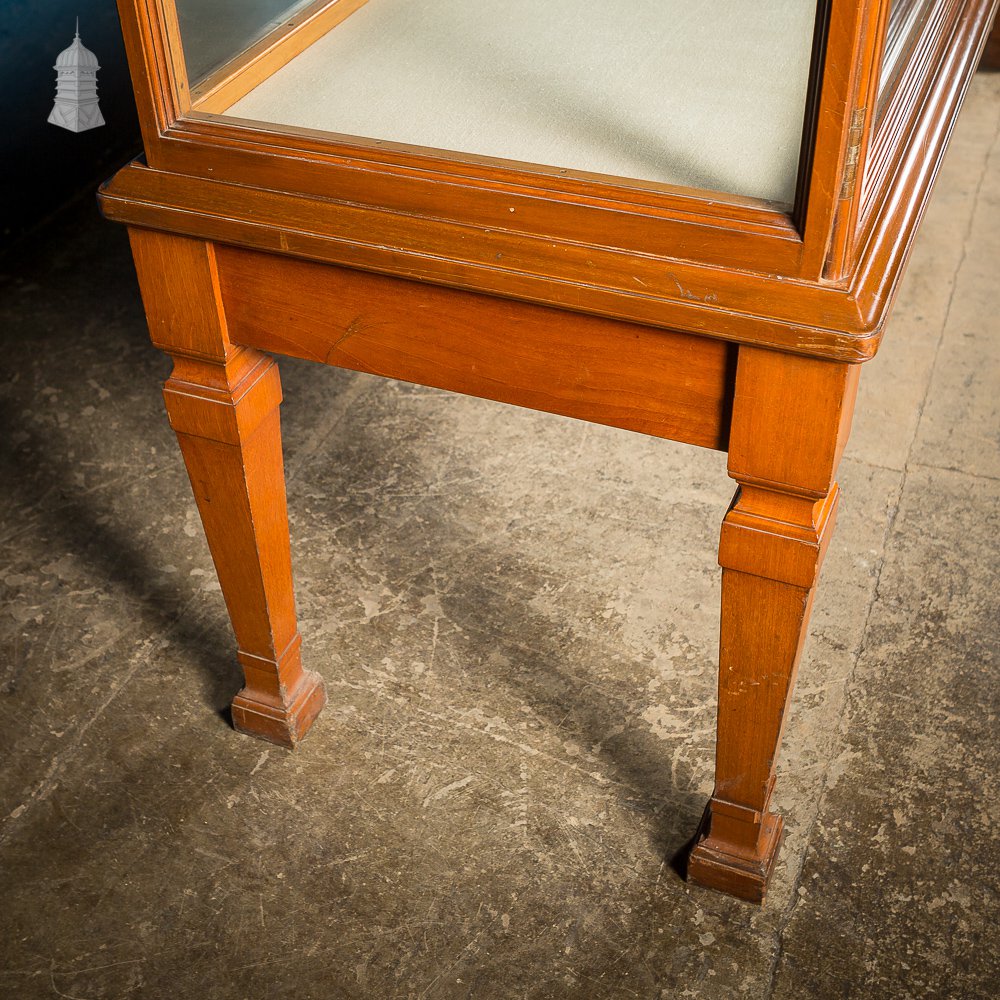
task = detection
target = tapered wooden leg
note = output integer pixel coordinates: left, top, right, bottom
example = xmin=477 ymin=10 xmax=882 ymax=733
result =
xmin=129 ymin=228 xmax=325 ymax=748
xmin=164 ymin=348 xmax=326 ymax=747
xmin=688 ymin=347 xmax=860 ymax=902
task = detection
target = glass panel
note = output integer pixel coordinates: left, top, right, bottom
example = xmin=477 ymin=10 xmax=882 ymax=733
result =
xmin=177 ymin=0 xmax=822 ymax=206
xmin=878 ymin=0 xmax=934 ymax=114
xmin=175 ymin=0 xmax=315 ymax=83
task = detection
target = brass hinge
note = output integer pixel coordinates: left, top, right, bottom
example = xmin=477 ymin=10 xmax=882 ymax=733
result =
xmin=839 ymin=107 xmax=867 ymax=199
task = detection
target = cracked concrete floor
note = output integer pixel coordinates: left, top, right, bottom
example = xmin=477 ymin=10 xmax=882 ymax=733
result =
xmin=1 ymin=76 xmax=998 ymax=1000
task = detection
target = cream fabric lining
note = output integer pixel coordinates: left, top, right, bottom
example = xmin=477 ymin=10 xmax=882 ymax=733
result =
xmin=228 ymin=0 xmax=818 ymax=205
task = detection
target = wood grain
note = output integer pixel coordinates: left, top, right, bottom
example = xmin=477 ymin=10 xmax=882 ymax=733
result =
xmin=215 ymin=246 xmax=736 ymax=450
xmin=130 ymin=228 xmax=326 ymax=748
xmin=105 ymin=0 xmax=994 ymax=905
xmin=688 ymin=347 xmax=858 ymax=903
xmin=99 ymin=163 xmax=872 ymax=361
xmin=111 ymin=0 xmax=997 ymax=332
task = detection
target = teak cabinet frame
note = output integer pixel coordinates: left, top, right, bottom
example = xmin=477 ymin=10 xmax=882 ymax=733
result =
xmin=102 ymin=0 xmax=998 ymax=903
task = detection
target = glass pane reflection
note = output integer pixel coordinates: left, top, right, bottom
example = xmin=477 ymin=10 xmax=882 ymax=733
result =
xmin=175 ymin=0 xmax=314 ymax=83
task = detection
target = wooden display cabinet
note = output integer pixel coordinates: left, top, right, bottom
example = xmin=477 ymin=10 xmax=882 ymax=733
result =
xmin=101 ymin=0 xmax=998 ymax=903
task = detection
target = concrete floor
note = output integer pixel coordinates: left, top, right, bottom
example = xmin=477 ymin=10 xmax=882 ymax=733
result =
xmin=1 ymin=77 xmax=998 ymax=1000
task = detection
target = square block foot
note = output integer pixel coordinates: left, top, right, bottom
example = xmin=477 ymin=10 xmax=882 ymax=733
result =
xmin=687 ymin=809 xmax=784 ymax=904
xmin=231 ymin=671 xmax=326 ymax=749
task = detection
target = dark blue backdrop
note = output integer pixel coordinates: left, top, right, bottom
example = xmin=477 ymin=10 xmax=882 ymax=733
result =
xmin=1 ymin=1 xmax=140 ymax=250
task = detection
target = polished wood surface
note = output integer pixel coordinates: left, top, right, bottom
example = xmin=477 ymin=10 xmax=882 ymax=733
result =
xmin=130 ymin=229 xmax=326 ymax=747
xmin=104 ymin=0 xmax=996 ymax=904
xmin=100 ymin=0 xmax=997 ymax=365
xmin=215 ymin=246 xmax=735 ymax=449
xmin=689 ymin=349 xmax=859 ymax=902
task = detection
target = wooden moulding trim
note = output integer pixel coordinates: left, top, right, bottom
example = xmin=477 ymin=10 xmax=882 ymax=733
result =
xmin=787 ymin=0 xmax=832 ymax=241
xmin=116 ymin=0 xmax=186 ymax=149
xmin=164 ymin=354 xmax=281 ymax=446
xmin=688 ymin=807 xmax=783 ymax=904
xmin=796 ymin=0 xmax=870 ymax=279
xmin=99 ymin=167 xmax=876 ymax=363
xmin=127 ymin=0 xmax=814 ymax=279
xmin=822 ymin=0 xmax=893 ymax=282
xmin=850 ymin=0 xmax=998 ymax=331
xmin=719 ymin=487 xmax=839 ymax=590
xmin=114 ymin=0 xmax=991 ymax=365
xmin=190 ymin=0 xmax=370 ymax=114
xmin=727 ymin=474 xmax=828 ymax=502
xmin=157 ymin=116 xmax=803 ymax=278
xmin=708 ymin=797 xmax=767 ymax=828
xmin=235 ymin=634 xmax=305 ymax=705
xmin=175 ymin=111 xmax=799 ymax=232
xmin=231 ymin=669 xmax=327 ymax=749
